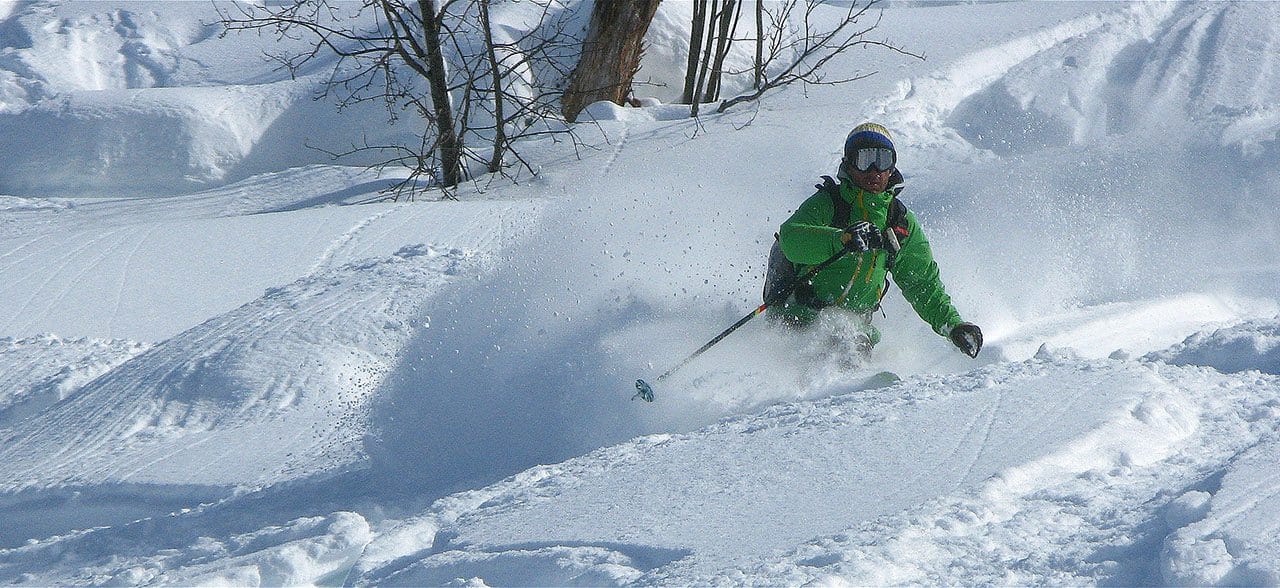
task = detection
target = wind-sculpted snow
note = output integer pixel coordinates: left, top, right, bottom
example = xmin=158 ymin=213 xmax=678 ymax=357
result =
xmin=871 ymin=1 xmax=1280 ymax=322
xmin=0 ymin=166 xmax=530 ymax=342
xmin=1147 ymin=318 xmax=1280 ymax=375
xmin=1163 ymin=433 xmax=1280 ymax=585
xmin=0 ymin=335 xmax=147 ymax=428
xmin=0 ymin=2 xmax=223 ymax=97
xmin=0 ymin=2 xmax=411 ymax=194
xmin=0 ymin=508 xmax=377 ymax=586
xmin=938 ymin=2 xmax=1280 ymax=158
xmin=0 ymin=244 xmax=480 ymax=496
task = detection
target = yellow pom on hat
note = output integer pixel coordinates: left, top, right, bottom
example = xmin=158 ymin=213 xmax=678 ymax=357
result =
xmin=851 ymin=122 xmax=892 ymax=141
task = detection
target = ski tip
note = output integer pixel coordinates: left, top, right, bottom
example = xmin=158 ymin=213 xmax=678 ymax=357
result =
xmin=633 ymin=379 xmax=655 ymax=402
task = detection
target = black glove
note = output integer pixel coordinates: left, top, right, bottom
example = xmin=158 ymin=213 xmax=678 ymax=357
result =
xmin=950 ymin=322 xmax=983 ymax=358
xmin=842 ymin=221 xmax=883 ymax=253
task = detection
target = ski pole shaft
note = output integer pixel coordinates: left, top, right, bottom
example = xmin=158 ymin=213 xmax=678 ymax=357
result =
xmin=835 ymin=253 xmax=865 ymax=307
xmin=648 ymin=301 xmax=768 ymax=383
xmin=634 ymin=243 xmax=856 ymax=401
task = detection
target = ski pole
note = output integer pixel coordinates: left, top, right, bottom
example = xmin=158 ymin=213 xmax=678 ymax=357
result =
xmin=834 ymin=252 xmax=866 ymax=307
xmin=634 ymin=242 xmax=858 ymax=402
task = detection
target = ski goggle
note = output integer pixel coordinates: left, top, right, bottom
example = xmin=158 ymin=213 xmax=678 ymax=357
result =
xmin=851 ymin=147 xmax=896 ymax=172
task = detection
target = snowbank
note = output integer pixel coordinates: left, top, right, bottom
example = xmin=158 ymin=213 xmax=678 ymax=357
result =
xmin=1162 ymin=432 xmax=1280 ymax=586
xmin=1147 ymin=318 xmax=1280 ymax=375
xmin=0 ymin=2 xmax=415 ymax=195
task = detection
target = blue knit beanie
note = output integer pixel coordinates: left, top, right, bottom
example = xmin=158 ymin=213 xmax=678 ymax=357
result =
xmin=844 ymin=122 xmax=895 ymax=157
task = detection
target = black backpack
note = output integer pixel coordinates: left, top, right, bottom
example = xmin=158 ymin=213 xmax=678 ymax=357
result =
xmin=763 ymin=172 xmax=909 ymax=308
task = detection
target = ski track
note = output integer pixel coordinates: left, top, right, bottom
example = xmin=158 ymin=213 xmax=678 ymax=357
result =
xmin=34 ymin=229 xmax=135 ymax=332
xmin=672 ymin=366 xmax=1274 ymax=586
xmin=0 ymin=238 xmax=495 ymax=497
xmin=956 ymin=386 xmax=1002 ymax=493
xmin=309 ymin=204 xmax=405 ymax=275
xmin=0 ymin=233 xmax=52 ymax=267
xmin=599 ymin=122 xmax=630 ymax=177
xmin=113 ymin=435 xmax=219 ymax=484
xmin=3 ymin=229 xmax=120 ymax=334
xmin=872 ymin=2 xmax=1178 ymax=162
xmin=354 ymin=205 xmax=433 ymax=260
xmin=341 ymin=359 xmax=1271 ymax=587
xmin=107 ymin=226 xmax=152 ymax=337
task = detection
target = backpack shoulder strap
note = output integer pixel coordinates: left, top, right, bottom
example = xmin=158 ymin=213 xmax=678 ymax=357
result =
xmin=888 ymin=197 xmax=909 ymax=237
xmin=886 ymin=168 xmax=909 ymax=235
xmin=888 ymin=168 xmax=904 ymax=194
xmin=815 ymin=175 xmax=849 ymax=229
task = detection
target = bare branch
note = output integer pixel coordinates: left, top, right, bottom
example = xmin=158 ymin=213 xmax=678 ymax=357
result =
xmin=715 ymin=0 xmax=922 ymax=114
xmin=218 ymin=0 xmax=592 ymax=199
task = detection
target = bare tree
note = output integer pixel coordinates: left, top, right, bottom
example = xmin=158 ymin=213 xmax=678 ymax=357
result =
xmin=684 ymin=0 xmax=744 ymax=116
xmin=560 ymin=0 xmax=661 ymax=123
xmin=704 ymin=0 xmax=743 ymax=102
xmin=682 ymin=1 xmax=709 ymax=104
xmin=690 ymin=0 xmax=719 ymax=115
xmin=754 ymin=0 xmax=764 ymax=89
xmin=220 ymin=0 xmax=588 ymax=199
xmin=717 ymin=0 xmax=922 ymax=113
xmin=221 ymin=1 xmax=466 ymax=192
xmin=478 ymin=0 xmax=506 ymax=173
xmin=680 ymin=0 xmax=921 ymax=116
xmin=463 ymin=0 xmax=586 ymax=181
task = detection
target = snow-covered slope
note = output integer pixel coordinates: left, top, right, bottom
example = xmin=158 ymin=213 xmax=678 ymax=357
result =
xmin=2 ymin=1 xmax=1280 ymax=585
xmin=350 ymin=354 xmax=1280 ymax=586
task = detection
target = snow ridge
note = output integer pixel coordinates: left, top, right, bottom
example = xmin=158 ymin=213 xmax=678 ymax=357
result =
xmin=0 ymin=244 xmax=480 ymax=495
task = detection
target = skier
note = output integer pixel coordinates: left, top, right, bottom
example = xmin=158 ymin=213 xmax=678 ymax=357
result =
xmin=768 ymin=122 xmax=982 ymax=359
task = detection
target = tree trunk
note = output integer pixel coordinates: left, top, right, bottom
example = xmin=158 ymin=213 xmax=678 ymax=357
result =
xmin=419 ymin=0 xmax=462 ymax=187
xmin=561 ymin=0 xmax=661 ymax=123
xmin=682 ymin=0 xmax=708 ymax=104
xmin=479 ymin=0 xmax=505 ymax=173
xmin=705 ymin=0 xmax=740 ymax=101
xmin=754 ymin=0 xmax=763 ymax=89
xmin=690 ymin=0 xmax=719 ymax=116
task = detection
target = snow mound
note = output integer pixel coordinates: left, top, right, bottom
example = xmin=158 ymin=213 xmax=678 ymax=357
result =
xmin=0 ymin=335 xmax=148 ymax=427
xmin=580 ymin=99 xmax=692 ymax=123
xmin=0 ymin=2 xmax=408 ymax=195
xmin=868 ymin=1 xmax=1280 ymax=323
xmin=1162 ymin=432 xmax=1280 ymax=586
xmin=1146 ymin=318 xmax=1280 ymax=375
xmin=3 ymin=82 xmax=294 ymax=193
xmin=0 ymin=2 xmax=224 ymax=100
xmin=939 ymin=2 xmax=1280 ymax=160
xmin=0 ymin=509 xmax=374 ymax=586
xmin=129 ymin=511 xmax=373 ymax=587
xmin=0 ymin=245 xmax=480 ymax=496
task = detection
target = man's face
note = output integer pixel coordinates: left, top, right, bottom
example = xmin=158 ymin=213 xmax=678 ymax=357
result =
xmin=850 ymin=166 xmax=892 ymax=193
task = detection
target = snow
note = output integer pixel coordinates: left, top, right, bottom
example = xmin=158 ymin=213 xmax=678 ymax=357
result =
xmin=3 ymin=0 xmax=1280 ymax=585
xmin=1148 ymin=318 xmax=1280 ymax=375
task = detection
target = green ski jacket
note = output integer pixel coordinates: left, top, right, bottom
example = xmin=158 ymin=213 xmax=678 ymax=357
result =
xmin=777 ymin=177 xmax=963 ymax=336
